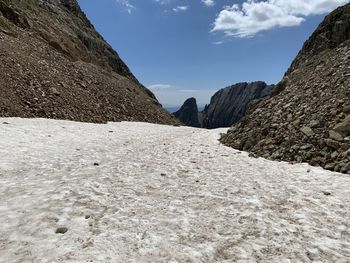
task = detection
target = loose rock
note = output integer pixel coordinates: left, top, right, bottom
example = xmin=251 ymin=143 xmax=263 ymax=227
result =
xmin=55 ymin=227 xmax=68 ymax=234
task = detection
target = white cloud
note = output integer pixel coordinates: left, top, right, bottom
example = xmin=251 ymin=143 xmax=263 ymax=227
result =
xmin=212 ymin=0 xmax=348 ymax=37
xmin=202 ymin=0 xmax=215 ymax=7
xmin=114 ymin=0 xmax=135 ymax=13
xmin=173 ymin=5 xmax=190 ymax=12
xmin=154 ymin=0 xmax=171 ymax=4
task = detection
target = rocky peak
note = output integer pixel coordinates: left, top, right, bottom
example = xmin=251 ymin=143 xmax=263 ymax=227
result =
xmin=202 ymin=81 xmax=274 ymax=129
xmin=173 ymin=98 xmax=201 ymax=128
xmin=60 ymin=0 xmax=80 ymax=14
xmin=173 ymin=81 xmax=274 ymax=129
xmin=287 ymin=3 xmax=350 ymax=74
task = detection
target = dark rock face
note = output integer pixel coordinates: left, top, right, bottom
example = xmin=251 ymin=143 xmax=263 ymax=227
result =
xmin=202 ymin=82 xmax=274 ymax=129
xmin=173 ymin=98 xmax=201 ymax=128
xmin=0 ymin=0 xmax=178 ymax=124
xmin=221 ymin=4 xmax=350 ymax=174
xmin=174 ymin=82 xmax=273 ymax=129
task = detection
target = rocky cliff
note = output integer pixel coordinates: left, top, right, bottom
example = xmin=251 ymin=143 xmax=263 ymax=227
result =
xmin=0 ymin=0 xmax=178 ymax=124
xmin=202 ymin=82 xmax=274 ymax=129
xmin=173 ymin=98 xmax=201 ymax=128
xmin=174 ymin=82 xmax=273 ymax=129
xmin=221 ymin=4 xmax=350 ymax=174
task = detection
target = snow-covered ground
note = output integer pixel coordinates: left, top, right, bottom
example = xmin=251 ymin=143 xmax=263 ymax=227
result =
xmin=0 ymin=118 xmax=350 ymax=263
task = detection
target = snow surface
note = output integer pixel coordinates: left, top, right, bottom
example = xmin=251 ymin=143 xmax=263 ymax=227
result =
xmin=0 ymin=118 xmax=350 ymax=263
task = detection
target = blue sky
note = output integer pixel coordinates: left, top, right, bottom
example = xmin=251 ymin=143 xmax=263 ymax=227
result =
xmin=77 ymin=0 xmax=348 ymax=106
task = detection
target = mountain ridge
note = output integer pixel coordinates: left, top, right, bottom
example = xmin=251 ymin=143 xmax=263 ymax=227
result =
xmin=201 ymin=81 xmax=274 ymax=129
xmin=173 ymin=81 xmax=274 ymax=129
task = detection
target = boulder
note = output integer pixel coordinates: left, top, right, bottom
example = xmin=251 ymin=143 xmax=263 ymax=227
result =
xmin=329 ymin=130 xmax=344 ymax=141
xmin=300 ymin=127 xmax=315 ymax=137
xmin=334 ymin=115 xmax=350 ymax=135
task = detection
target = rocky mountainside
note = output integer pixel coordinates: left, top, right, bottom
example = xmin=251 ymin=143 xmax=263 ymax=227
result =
xmin=173 ymin=98 xmax=201 ymax=128
xmin=221 ymin=4 xmax=350 ymax=174
xmin=174 ymin=82 xmax=273 ymax=129
xmin=202 ymin=82 xmax=274 ymax=129
xmin=0 ymin=0 xmax=178 ymax=124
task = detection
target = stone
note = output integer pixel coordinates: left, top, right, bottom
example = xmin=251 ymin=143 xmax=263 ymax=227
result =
xmin=329 ymin=130 xmax=344 ymax=141
xmin=300 ymin=127 xmax=315 ymax=137
xmin=331 ymin=151 xmax=339 ymax=159
xmin=300 ymin=144 xmax=313 ymax=150
xmin=344 ymin=163 xmax=350 ymax=171
xmin=325 ymin=139 xmax=341 ymax=149
xmin=293 ymin=119 xmax=301 ymax=126
xmin=309 ymin=120 xmax=320 ymax=128
xmin=291 ymin=145 xmax=300 ymax=151
xmin=334 ymin=115 xmax=350 ymax=135
xmin=330 ymin=109 xmax=337 ymax=117
xmin=335 ymin=165 xmax=341 ymax=172
xmin=55 ymin=227 xmax=68 ymax=234
xmin=50 ymin=87 xmax=61 ymax=96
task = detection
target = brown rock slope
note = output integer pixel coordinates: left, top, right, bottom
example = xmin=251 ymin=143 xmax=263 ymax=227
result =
xmin=221 ymin=4 xmax=350 ymax=174
xmin=0 ymin=0 xmax=178 ymax=124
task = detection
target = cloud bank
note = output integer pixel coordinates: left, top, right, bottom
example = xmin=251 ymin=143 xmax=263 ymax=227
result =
xmin=212 ymin=0 xmax=349 ymax=37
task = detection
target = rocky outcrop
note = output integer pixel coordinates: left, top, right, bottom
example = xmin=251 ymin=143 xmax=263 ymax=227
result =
xmin=174 ymin=82 xmax=273 ymax=129
xmin=0 ymin=0 xmax=178 ymax=124
xmin=221 ymin=4 xmax=350 ymax=174
xmin=287 ymin=4 xmax=350 ymax=75
xmin=202 ymin=82 xmax=274 ymax=129
xmin=173 ymin=98 xmax=201 ymax=128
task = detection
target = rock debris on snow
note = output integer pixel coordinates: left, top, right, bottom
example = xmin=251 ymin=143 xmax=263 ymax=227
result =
xmin=55 ymin=227 xmax=68 ymax=234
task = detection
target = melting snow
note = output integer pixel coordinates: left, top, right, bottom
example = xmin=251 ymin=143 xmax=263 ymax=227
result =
xmin=0 ymin=118 xmax=350 ymax=262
